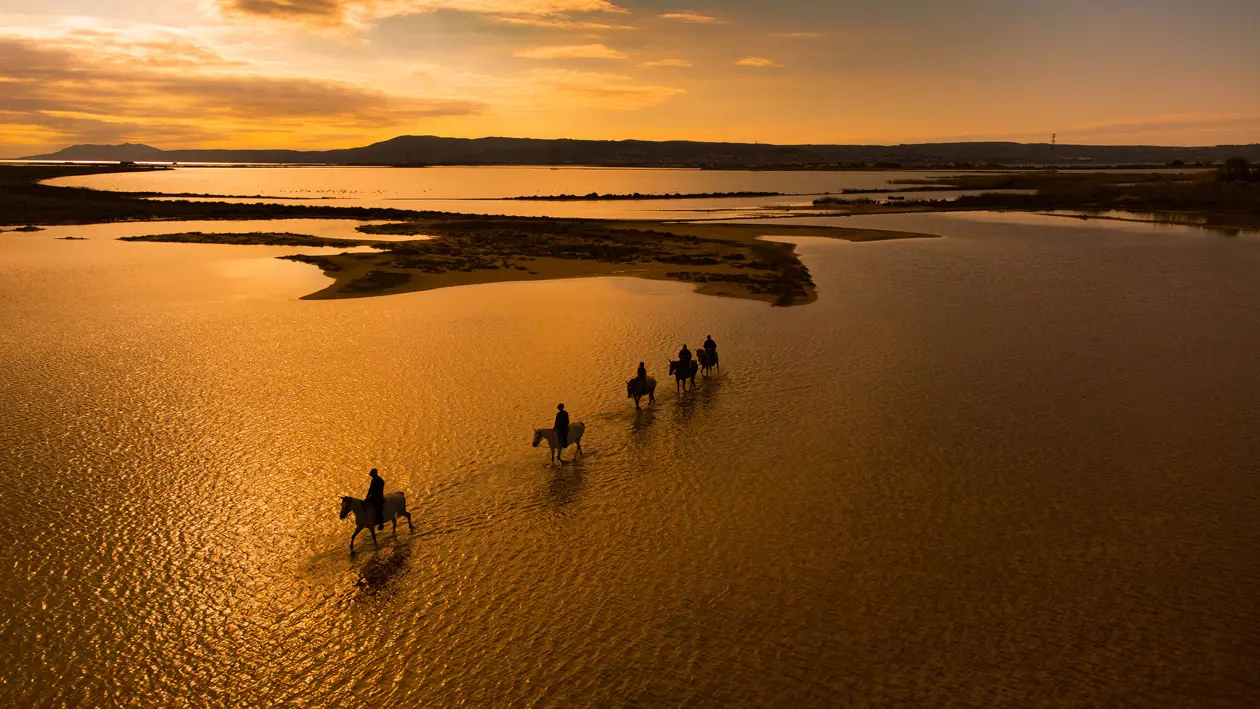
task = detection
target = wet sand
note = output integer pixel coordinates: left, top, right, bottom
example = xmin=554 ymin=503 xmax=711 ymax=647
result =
xmin=124 ymin=219 xmax=935 ymax=306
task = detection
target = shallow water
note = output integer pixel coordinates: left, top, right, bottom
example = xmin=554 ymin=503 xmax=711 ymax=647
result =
xmin=48 ymin=166 xmax=997 ymax=220
xmin=2 ymin=213 xmax=1258 ymax=707
xmin=136 ymin=188 xmax=1010 ymax=221
xmin=27 ymin=219 xmax=411 ymax=242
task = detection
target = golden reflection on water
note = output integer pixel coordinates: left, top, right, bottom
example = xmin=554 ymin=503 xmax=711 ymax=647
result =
xmin=47 ymin=166 xmax=990 ymax=221
xmin=2 ymin=214 xmax=1259 ymax=706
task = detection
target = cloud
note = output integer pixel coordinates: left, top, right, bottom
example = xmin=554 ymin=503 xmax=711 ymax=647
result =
xmin=526 ymin=69 xmax=684 ymax=109
xmin=735 ymin=56 xmax=780 ymax=67
xmin=215 ymin=0 xmax=629 ymax=28
xmin=515 ymin=43 xmax=627 ymax=59
xmin=639 ymin=58 xmax=691 ymax=68
xmin=659 ymin=11 xmax=720 ymax=23
xmin=489 ymin=15 xmax=636 ymax=30
xmin=407 ymin=61 xmax=685 ymax=112
xmin=0 ymin=29 xmax=484 ymax=150
xmin=929 ymin=113 xmax=1260 ymax=145
xmin=771 ymin=32 xmax=822 ymax=38
xmin=1063 ymin=113 xmax=1260 ymax=138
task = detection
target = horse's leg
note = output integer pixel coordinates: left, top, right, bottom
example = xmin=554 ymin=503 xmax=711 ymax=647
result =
xmin=350 ymin=526 xmax=362 ymax=552
xmin=403 ymin=511 xmax=414 ymax=530
xmin=369 ymin=526 xmax=378 ymax=547
xmin=392 ymin=516 xmax=397 ymax=532
xmin=576 ymin=440 xmax=583 ymax=457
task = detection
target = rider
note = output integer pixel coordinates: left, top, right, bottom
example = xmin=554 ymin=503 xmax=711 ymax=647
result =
xmin=703 ymin=335 xmax=718 ymax=365
xmin=678 ymin=344 xmax=692 ymax=366
xmin=366 ymin=468 xmax=386 ymax=531
xmin=554 ymin=403 xmax=570 ymax=449
xmin=636 ymin=361 xmax=648 ymax=383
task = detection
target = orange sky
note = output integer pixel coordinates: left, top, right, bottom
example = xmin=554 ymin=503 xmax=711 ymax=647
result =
xmin=1 ymin=1 xmax=1258 ymax=156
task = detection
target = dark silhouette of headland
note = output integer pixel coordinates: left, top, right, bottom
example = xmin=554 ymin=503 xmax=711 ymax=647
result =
xmin=19 ymin=136 xmax=1260 ymax=168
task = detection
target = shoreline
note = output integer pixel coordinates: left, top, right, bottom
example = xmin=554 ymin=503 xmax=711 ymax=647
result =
xmin=7 ymin=163 xmax=1252 ymax=307
xmin=0 ymin=163 xmax=940 ymax=307
xmin=120 ymin=220 xmax=936 ymax=306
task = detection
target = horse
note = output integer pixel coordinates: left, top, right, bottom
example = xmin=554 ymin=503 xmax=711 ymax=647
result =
xmin=339 ymin=493 xmax=413 ymax=552
xmin=627 ymin=376 xmax=657 ymax=409
xmin=533 ymin=422 xmax=585 ymax=462
xmin=696 ymin=348 xmax=718 ymax=377
xmin=668 ymin=359 xmax=698 ymax=391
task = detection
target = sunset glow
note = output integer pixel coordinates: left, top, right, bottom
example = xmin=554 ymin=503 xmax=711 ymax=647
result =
xmin=1 ymin=0 xmax=1257 ymax=156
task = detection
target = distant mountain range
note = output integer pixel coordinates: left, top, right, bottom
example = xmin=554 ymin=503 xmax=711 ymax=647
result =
xmin=20 ymin=136 xmax=1260 ymax=167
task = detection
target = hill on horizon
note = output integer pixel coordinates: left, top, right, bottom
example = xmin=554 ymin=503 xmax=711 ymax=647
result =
xmin=20 ymin=135 xmax=1260 ymax=167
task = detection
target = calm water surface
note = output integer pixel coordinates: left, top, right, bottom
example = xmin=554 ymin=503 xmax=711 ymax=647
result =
xmin=48 ymin=166 xmax=996 ymax=220
xmin=2 ymin=213 xmax=1258 ymax=707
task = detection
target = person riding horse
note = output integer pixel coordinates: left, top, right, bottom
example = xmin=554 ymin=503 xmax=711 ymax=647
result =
xmin=554 ymin=403 xmax=570 ymax=449
xmin=703 ymin=336 xmax=718 ymax=366
xmin=366 ymin=468 xmax=386 ymax=531
xmin=636 ymin=361 xmax=648 ymax=384
xmin=678 ymin=344 xmax=697 ymax=378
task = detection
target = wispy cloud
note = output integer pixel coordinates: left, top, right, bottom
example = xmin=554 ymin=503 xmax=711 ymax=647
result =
xmin=735 ymin=56 xmax=780 ymax=67
xmin=1058 ymin=113 xmax=1260 ymax=140
xmin=490 ymin=15 xmax=636 ymax=30
xmin=215 ymin=0 xmax=629 ymax=28
xmin=639 ymin=58 xmax=691 ymax=68
xmin=0 ymin=28 xmax=484 ymax=150
xmin=772 ymin=31 xmax=822 ymax=38
xmin=659 ymin=11 xmax=720 ymax=23
xmin=527 ymin=69 xmax=684 ymax=109
xmin=515 ymin=43 xmax=627 ymax=59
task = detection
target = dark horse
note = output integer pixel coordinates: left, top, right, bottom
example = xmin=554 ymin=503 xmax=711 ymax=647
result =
xmin=668 ymin=359 xmax=698 ymax=391
xmin=697 ymin=348 xmax=718 ymax=377
xmin=627 ymin=376 xmax=657 ymax=409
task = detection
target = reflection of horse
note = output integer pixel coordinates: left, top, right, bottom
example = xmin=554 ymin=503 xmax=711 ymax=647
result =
xmin=340 ymin=493 xmax=413 ymax=552
xmin=626 ymin=376 xmax=657 ymax=409
xmin=697 ymin=349 xmax=718 ymax=376
xmin=669 ymin=359 xmax=698 ymax=391
xmin=533 ymin=422 xmax=585 ymax=462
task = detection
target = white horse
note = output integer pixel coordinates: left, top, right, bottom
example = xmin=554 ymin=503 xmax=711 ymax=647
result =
xmin=339 ymin=493 xmax=413 ymax=552
xmin=533 ymin=422 xmax=585 ymax=462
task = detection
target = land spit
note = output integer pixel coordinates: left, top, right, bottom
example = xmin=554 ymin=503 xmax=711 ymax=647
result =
xmin=0 ymin=164 xmax=936 ymax=306
xmin=121 ymin=219 xmax=936 ymax=307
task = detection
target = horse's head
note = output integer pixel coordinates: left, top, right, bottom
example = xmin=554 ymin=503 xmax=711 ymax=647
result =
xmin=668 ymin=361 xmax=677 ymax=375
xmin=532 ymin=429 xmax=542 ymax=447
xmin=339 ymin=496 xmax=353 ymax=520
xmin=626 ymin=379 xmax=634 ymax=396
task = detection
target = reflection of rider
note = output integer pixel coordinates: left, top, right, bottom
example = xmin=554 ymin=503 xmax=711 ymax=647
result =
xmin=366 ymin=468 xmax=386 ymax=531
xmin=554 ymin=403 xmax=570 ymax=448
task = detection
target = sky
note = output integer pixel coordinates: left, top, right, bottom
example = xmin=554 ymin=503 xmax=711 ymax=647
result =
xmin=1 ymin=0 xmax=1258 ymax=156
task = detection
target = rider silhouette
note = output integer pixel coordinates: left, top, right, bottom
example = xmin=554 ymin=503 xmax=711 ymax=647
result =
xmin=703 ymin=336 xmax=717 ymax=365
xmin=678 ymin=344 xmax=692 ymax=364
xmin=637 ymin=361 xmax=647 ymax=382
xmin=366 ymin=468 xmax=386 ymax=531
xmin=554 ymin=404 xmax=570 ymax=448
